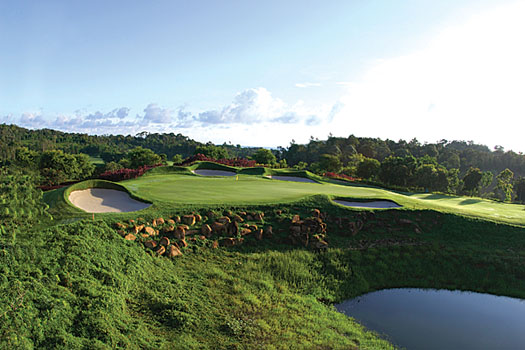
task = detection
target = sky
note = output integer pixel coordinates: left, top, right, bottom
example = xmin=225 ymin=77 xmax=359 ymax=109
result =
xmin=1 ymin=0 xmax=524 ymax=152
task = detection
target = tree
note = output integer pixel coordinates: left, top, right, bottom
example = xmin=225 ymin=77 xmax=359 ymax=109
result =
xmin=172 ymin=154 xmax=183 ymax=164
xmin=514 ymin=177 xmax=525 ymax=203
xmin=195 ymin=144 xmax=229 ymax=159
xmin=252 ymin=148 xmax=277 ymax=165
xmin=496 ymin=168 xmax=514 ymax=202
xmin=318 ymin=154 xmax=342 ymax=173
xmin=126 ymin=147 xmax=162 ymax=169
xmin=356 ymin=158 xmax=380 ymax=180
xmin=379 ymin=156 xmax=417 ymax=187
xmin=462 ymin=167 xmax=483 ymax=195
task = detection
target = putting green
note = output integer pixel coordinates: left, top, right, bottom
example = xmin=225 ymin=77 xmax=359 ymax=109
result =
xmin=121 ymin=172 xmax=525 ymax=226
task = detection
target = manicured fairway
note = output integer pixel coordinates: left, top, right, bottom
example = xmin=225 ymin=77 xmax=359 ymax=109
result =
xmin=122 ymin=172 xmax=525 ymax=226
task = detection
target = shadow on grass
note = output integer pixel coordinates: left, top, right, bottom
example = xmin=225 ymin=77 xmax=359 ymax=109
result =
xmin=459 ymin=199 xmax=483 ymax=205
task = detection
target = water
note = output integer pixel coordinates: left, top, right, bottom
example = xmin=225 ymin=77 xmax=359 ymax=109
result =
xmin=335 ymin=288 xmax=525 ymax=350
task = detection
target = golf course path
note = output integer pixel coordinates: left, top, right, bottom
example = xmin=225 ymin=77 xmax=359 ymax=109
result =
xmin=269 ymin=175 xmax=319 ymax=183
xmin=333 ymin=199 xmax=402 ymax=209
xmin=69 ymin=188 xmax=151 ymax=213
xmin=193 ymin=169 xmax=237 ymax=176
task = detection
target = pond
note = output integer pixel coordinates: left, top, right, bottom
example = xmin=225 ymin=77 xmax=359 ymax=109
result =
xmin=335 ymin=288 xmax=525 ymax=350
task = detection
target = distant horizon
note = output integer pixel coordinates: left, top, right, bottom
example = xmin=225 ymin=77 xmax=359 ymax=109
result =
xmin=2 ymin=1 xmax=524 ymax=153
xmin=4 ymin=121 xmax=522 ymax=154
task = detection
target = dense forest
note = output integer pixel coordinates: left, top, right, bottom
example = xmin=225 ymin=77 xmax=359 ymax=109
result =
xmin=1 ymin=123 xmax=525 ymax=202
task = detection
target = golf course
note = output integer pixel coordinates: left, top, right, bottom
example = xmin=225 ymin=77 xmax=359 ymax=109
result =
xmin=4 ymin=162 xmax=525 ymax=349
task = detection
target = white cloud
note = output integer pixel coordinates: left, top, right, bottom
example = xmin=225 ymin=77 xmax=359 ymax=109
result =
xmin=141 ymin=103 xmax=173 ymax=124
xmin=195 ymin=87 xmax=325 ymax=125
xmin=295 ymin=82 xmax=322 ymax=88
xmin=331 ymin=1 xmax=525 ymax=152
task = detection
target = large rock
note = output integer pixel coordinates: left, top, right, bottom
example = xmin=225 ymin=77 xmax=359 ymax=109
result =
xmin=144 ymin=226 xmax=156 ymax=236
xmin=159 ymin=236 xmax=170 ymax=247
xmin=182 ymin=215 xmax=196 ymax=226
xmin=124 ymin=233 xmax=136 ymax=241
xmin=155 ymin=245 xmax=166 ymax=255
xmin=254 ymin=229 xmax=263 ymax=241
xmin=134 ymin=225 xmax=145 ymax=234
xmin=292 ymin=215 xmax=301 ymax=224
xmin=144 ymin=240 xmax=157 ymax=249
xmin=211 ymin=222 xmax=227 ymax=235
xmin=174 ymin=226 xmax=186 ymax=239
xmin=233 ymin=215 xmax=244 ymax=223
xmin=201 ymin=224 xmax=213 ymax=237
xmin=194 ymin=214 xmax=202 ymax=222
xmin=166 ymin=245 xmax=182 ymax=258
xmin=217 ymin=216 xmax=231 ymax=224
xmin=156 ymin=217 xmax=165 ymax=225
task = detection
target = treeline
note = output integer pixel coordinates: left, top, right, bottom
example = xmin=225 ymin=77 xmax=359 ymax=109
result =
xmin=2 ymin=123 xmax=525 ymax=202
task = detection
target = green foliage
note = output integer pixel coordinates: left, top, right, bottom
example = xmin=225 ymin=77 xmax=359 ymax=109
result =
xmin=252 ymin=148 xmax=277 ymax=165
xmin=172 ymin=154 xmax=183 ymax=164
xmin=514 ymin=177 xmax=525 ymax=203
xmin=318 ymin=154 xmax=343 ymax=173
xmin=356 ymin=157 xmax=380 ymax=180
xmin=103 ymin=161 xmax=123 ymax=173
xmin=195 ymin=143 xmax=229 ymax=159
xmin=462 ymin=167 xmax=483 ymax=195
xmin=496 ymin=168 xmax=514 ymax=202
xmin=125 ymin=146 xmax=162 ymax=169
xmin=39 ymin=150 xmax=95 ymax=185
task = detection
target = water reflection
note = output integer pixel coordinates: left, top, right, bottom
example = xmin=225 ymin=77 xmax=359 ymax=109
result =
xmin=335 ymin=288 xmax=525 ymax=350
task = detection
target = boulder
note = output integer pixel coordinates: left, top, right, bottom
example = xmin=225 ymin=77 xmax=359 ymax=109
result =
xmin=134 ymin=225 xmax=145 ymax=234
xmin=292 ymin=215 xmax=301 ymax=224
xmin=144 ymin=227 xmax=156 ymax=236
xmin=240 ymin=228 xmax=252 ymax=236
xmin=182 ymin=215 xmax=196 ymax=226
xmin=239 ymin=211 xmax=247 ymax=217
xmin=161 ymin=225 xmax=175 ymax=234
xmin=152 ymin=219 xmax=157 ymax=227
xmin=212 ymin=240 xmax=219 ymax=249
xmin=159 ymin=236 xmax=170 ymax=246
xmin=253 ymin=213 xmax=263 ymax=222
xmin=124 ymin=233 xmax=136 ymax=241
xmin=117 ymin=230 xmax=126 ymax=236
xmin=211 ymin=222 xmax=227 ymax=234
xmin=198 ymin=235 xmax=206 ymax=240
xmin=201 ymin=224 xmax=213 ymax=237
xmin=227 ymin=221 xmax=239 ymax=237
xmin=155 ymin=245 xmax=166 ymax=255
xmin=144 ymin=240 xmax=157 ymax=249
xmin=221 ymin=238 xmax=236 ymax=247
xmin=167 ymin=219 xmax=176 ymax=225
xmin=174 ymin=226 xmax=186 ymax=239
xmin=179 ymin=224 xmax=190 ymax=230
xmin=233 ymin=215 xmax=244 ymax=223
xmin=217 ymin=216 xmax=231 ymax=224
xmin=246 ymin=214 xmax=253 ymax=221
xmin=194 ymin=214 xmax=202 ymax=222
xmin=264 ymin=226 xmax=273 ymax=238
xmin=166 ymin=245 xmax=182 ymax=258
xmin=248 ymin=224 xmax=258 ymax=232
xmin=311 ymin=209 xmax=321 ymax=218
xmin=156 ymin=217 xmax=165 ymax=225
xmin=206 ymin=210 xmax=217 ymax=218
xmin=172 ymin=215 xmax=181 ymax=223
xmin=254 ymin=229 xmax=263 ymax=241
xmin=115 ymin=222 xmax=127 ymax=229
xmin=179 ymin=239 xmax=188 ymax=247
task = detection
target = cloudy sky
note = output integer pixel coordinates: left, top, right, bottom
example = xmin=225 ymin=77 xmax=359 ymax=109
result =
xmin=1 ymin=0 xmax=524 ymax=151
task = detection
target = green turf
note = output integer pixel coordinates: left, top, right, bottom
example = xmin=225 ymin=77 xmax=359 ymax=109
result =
xmin=88 ymin=156 xmax=105 ymax=165
xmin=115 ymin=168 xmax=525 ymax=226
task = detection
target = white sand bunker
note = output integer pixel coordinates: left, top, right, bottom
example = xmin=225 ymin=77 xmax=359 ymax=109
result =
xmin=334 ymin=199 xmax=402 ymax=209
xmin=268 ymin=175 xmax=318 ymax=183
xmin=69 ymin=188 xmax=151 ymax=213
xmin=193 ymin=169 xmax=237 ymax=176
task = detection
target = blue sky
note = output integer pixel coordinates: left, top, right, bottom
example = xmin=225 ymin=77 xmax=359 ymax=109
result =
xmin=1 ymin=0 xmax=524 ymax=151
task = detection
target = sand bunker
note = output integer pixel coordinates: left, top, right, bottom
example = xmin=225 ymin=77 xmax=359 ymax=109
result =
xmin=193 ymin=169 xmax=237 ymax=176
xmin=268 ymin=175 xmax=318 ymax=183
xmin=69 ymin=188 xmax=151 ymax=213
xmin=334 ymin=199 xmax=402 ymax=209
